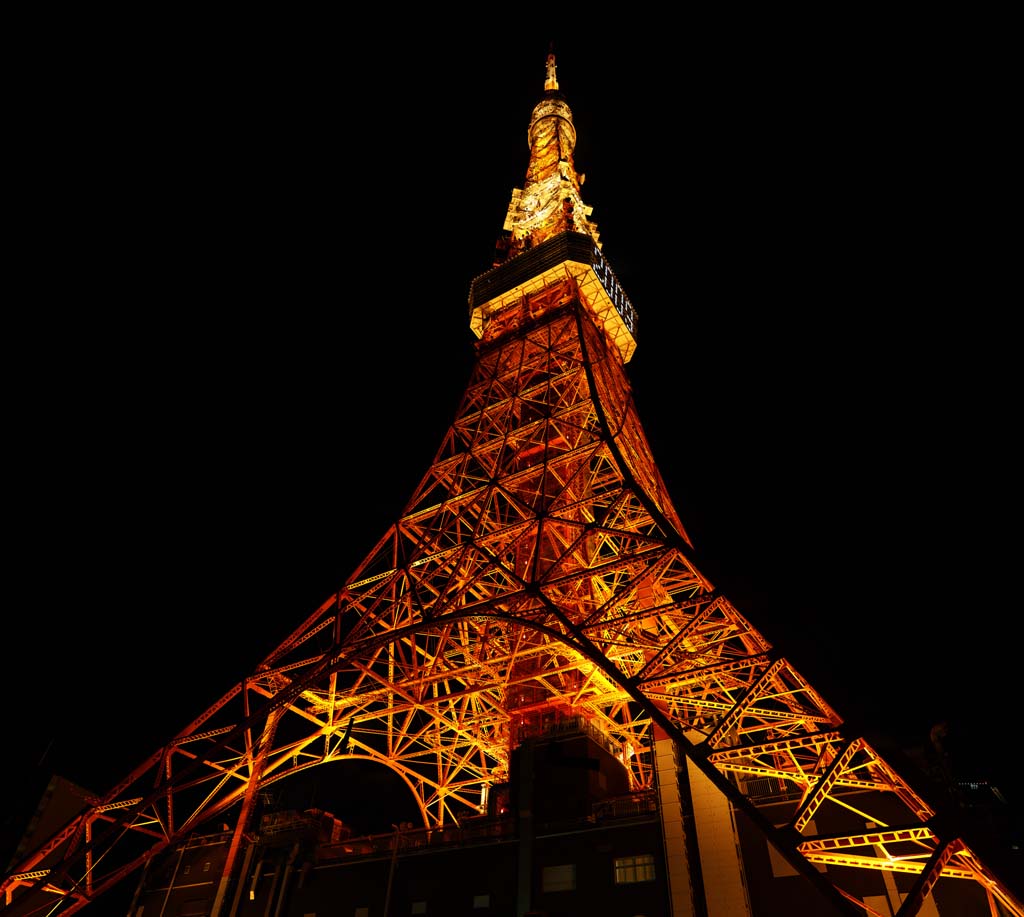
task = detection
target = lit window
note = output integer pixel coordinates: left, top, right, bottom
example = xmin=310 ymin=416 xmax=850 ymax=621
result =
xmin=614 ymin=854 xmax=656 ymax=884
xmin=202 ymin=862 xmax=211 ymax=873
xmin=473 ymin=894 xmax=490 ymax=908
xmin=542 ymin=864 xmax=576 ymax=892
xmin=182 ymin=865 xmax=191 ymax=875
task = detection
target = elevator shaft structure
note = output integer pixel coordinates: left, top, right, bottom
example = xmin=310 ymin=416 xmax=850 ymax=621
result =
xmin=3 ymin=52 xmax=1020 ymax=917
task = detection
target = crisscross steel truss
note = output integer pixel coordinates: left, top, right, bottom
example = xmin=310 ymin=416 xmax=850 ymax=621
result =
xmin=4 ymin=281 xmax=1020 ymax=916
xmin=4 ymin=52 xmax=1021 ymax=917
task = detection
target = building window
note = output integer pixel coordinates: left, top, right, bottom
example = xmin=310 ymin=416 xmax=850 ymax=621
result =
xmin=541 ymin=864 xmax=576 ymax=892
xmin=473 ymin=894 xmax=490 ymax=908
xmin=182 ymin=865 xmax=191 ymax=875
xmin=411 ymin=903 xmax=427 ymax=915
xmin=202 ymin=861 xmax=212 ymax=873
xmin=614 ymin=854 xmax=656 ymax=884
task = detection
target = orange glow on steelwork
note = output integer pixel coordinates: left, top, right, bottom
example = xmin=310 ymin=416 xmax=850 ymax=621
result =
xmin=2 ymin=52 xmax=1020 ymax=917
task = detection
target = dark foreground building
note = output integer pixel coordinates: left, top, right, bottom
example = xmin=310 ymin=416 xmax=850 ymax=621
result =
xmin=132 ymin=720 xmax=665 ymax=917
xmin=127 ymin=716 xmax=1009 ymax=916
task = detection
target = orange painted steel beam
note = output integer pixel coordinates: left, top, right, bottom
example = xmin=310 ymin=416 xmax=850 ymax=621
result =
xmin=3 ymin=52 xmax=1021 ymax=917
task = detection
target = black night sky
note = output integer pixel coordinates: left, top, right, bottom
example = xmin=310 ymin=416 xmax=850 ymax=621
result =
xmin=5 ymin=20 xmax=1018 ymax=890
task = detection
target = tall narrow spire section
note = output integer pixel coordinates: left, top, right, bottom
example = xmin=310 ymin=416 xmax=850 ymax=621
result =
xmin=472 ymin=53 xmax=634 ymax=364
xmin=497 ymin=52 xmax=600 ymax=264
xmin=544 ymin=47 xmax=559 ymax=90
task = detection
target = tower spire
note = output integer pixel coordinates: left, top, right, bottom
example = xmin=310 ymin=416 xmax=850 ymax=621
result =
xmin=3 ymin=47 xmax=1022 ymax=917
xmin=469 ymin=50 xmax=636 ymax=363
xmin=544 ymin=43 xmax=559 ymax=91
xmin=491 ymin=49 xmax=599 ymax=269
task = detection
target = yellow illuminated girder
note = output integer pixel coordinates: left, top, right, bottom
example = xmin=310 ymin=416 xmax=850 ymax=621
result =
xmin=4 ymin=291 xmax=1020 ymax=917
xmin=3 ymin=53 xmax=1020 ymax=917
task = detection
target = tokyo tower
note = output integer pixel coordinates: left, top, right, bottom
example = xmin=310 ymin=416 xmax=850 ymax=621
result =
xmin=3 ymin=50 xmax=1021 ymax=917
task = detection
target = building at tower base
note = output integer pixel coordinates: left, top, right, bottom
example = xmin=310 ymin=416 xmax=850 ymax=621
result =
xmin=126 ymin=716 xmax=1001 ymax=917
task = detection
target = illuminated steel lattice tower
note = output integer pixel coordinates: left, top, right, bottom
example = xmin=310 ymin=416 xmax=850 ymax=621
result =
xmin=3 ymin=53 xmax=1021 ymax=917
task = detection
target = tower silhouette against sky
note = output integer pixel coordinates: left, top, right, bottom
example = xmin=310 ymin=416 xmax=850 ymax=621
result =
xmin=3 ymin=50 xmax=1020 ymax=917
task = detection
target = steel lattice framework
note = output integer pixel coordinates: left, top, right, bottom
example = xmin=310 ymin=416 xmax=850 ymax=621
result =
xmin=3 ymin=52 xmax=1021 ymax=917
